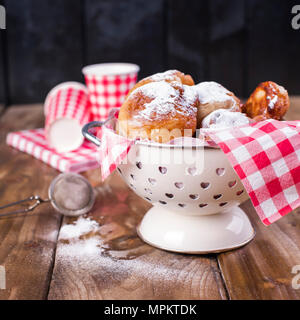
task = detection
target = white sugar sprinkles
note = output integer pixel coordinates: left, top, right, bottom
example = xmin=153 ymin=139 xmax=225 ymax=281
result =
xmin=59 ymin=216 xmax=101 ymax=240
xmin=267 ymin=95 xmax=278 ymax=109
xmin=58 ymin=216 xmax=103 ymax=263
xmin=132 ymin=81 xmax=197 ymax=121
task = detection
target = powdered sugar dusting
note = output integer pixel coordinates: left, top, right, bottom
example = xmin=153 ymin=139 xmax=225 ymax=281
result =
xmin=59 ymin=216 xmax=101 ymax=240
xmin=202 ymin=109 xmax=250 ymax=129
xmin=131 ymin=81 xmax=197 ymax=122
xmin=195 ymin=81 xmax=237 ymax=106
xmin=54 ymin=217 xmax=104 ymax=275
xmin=133 ymin=82 xmax=177 ymax=120
xmin=52 ymin=217 xmax=214 ymax=298
xmin=182 ymin=84 xmax=199 ymax=106
xmin=60 ymin=237 xmax=102 ymax=255
xmin=267 ymin=95 xmax=278 ymax=109
xmin=54 ymin=237 xmax=186 ymax=291
xmin=146 ymin=70 xmax=179 ymax=82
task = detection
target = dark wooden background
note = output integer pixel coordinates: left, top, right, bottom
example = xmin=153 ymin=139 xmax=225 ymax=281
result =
xmin=0 ymin=0 xmax=299 ymax=106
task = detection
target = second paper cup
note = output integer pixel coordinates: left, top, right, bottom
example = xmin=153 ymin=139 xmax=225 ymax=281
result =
xmin=83 ymin=63 xmax=139 ymax=122
xmin=44 ymin=82 xmax=90 ymax=153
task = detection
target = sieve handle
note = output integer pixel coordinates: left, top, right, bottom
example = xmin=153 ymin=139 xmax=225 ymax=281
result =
xmin=0 ymin=195 xmax=50 ymax=217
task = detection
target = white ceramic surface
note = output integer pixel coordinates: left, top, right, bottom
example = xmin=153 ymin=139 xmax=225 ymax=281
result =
xmin=117 ymin=141 xmax=255 ymax=254
xmin=137 ymin=206 xmax=254 ymax=254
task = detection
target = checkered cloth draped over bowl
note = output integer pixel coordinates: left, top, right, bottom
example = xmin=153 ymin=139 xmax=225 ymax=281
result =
xmin=6 ymin=129 xmax=99 ymax=173
xmin=99 ymin=120 xmax=300 ymax=225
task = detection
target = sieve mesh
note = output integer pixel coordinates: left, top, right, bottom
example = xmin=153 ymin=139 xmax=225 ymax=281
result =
xmin=49 ymin=173 xmax=95 ymax=216
xmin=53 ymin=176 xmax=91 ymax=211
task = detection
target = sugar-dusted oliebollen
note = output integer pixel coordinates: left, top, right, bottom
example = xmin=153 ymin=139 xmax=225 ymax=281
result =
xmin=117 ymin=70 xmax=290 ymax=142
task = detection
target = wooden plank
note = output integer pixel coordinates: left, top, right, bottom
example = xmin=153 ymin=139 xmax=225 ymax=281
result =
xmin=208 ymin=0 xmax=246 ymax=96
xmin=48 ymin=170 xmax=227 ymax=300
xmin=5 ymin=0 xmax=83 ymax=104
xmin=246 ymin=0 xmax=300 ymax=96
xmin=167 ymin=0 xmax=210 ymax=83
xmin=0 ymin=104 xmax=62 ymax=299
xmin=218 ymin=201 xmax=300 ymax=299
xmin=84 ymin=0 xmax=165 ymax=79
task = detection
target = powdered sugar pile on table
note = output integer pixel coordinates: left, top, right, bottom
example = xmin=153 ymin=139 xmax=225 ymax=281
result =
xmin=59 ymin=216 xmax=101 ymax=240
xmin=57 ymin=217 xmax=103 ymax=270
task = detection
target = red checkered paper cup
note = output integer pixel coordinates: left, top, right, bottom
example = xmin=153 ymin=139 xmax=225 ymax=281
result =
xmin=82 ymin=63 xmax=139 ymax=122
xmin=44 ymin=82 xmax=90 ymax=152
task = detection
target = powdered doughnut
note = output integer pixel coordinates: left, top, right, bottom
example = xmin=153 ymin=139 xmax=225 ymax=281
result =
xmin=202 ymin=109 xmax=251 ymax=129
xmin=243 ymin=81 xmax=289 ymax=120
xmin=128 ymin=70 xmax=194 ymax=96
xmin=118 ymin=80 xmax=198 ymax=143
xmin=194 ymin=82 xmax=242 ymax=127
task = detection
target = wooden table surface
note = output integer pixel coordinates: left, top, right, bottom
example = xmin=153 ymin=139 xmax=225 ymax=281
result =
xmin=0 ymin=101 xmax=300 ymax=300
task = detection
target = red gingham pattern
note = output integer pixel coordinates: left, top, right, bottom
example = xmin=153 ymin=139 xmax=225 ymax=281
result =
xmin=99 ymin=125 xmax=135 ymax=180
xmin=99 ymin=119 xmax=300 ymax=225
xmin=204 ymin=120 xmax=300 ymax=225
xmin=44 ymin=82 xmax=90 ymax=135
xmin=84 ymin=73 xmax=138 ymax=122
xmin=6 ymin=129 xmax=99 ymax=173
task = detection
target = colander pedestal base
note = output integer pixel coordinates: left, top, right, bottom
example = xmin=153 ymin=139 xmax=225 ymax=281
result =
xmin=137 ymin=205 xmax=255 ymax=254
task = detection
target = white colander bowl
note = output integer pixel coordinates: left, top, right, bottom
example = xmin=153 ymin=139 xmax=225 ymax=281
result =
xmin=83 ymin=120 xmax=255 ymax=254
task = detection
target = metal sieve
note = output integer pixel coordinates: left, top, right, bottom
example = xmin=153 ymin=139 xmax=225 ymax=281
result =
xmin=0 ymin=173 xmax=95 ymax=217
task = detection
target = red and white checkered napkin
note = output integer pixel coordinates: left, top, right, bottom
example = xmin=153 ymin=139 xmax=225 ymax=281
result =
xmin=99 ymin=125 xmax=135 ymax=181
xmin=6 ymin=129 xmax=99 ymax=173
xmin=100 ymin=120 xmax=300 ymax=225
xmin=203 ymin=120 xmax=300 ymax=225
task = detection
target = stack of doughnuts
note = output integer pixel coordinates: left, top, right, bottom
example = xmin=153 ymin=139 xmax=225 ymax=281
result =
xmin=117 ymin=70 xmax=290 ymax=143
